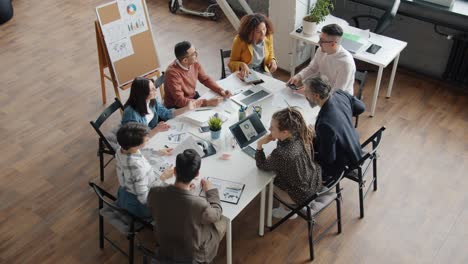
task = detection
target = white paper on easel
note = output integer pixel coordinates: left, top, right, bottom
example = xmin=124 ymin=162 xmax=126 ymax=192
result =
xmin=101 ymin=19 xmax=128 ymax=43
xmin=117 ymin=0 xmax=148 ymax=36
xmin=108 ymin=37 xmax=134 ymax=62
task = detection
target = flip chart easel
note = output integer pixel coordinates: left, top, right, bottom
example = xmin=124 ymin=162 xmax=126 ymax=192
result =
xmin=95 ymin=0 xmax=161 ymax=104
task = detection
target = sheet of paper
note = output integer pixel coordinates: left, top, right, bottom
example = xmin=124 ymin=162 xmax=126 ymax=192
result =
xmin=217 ymin=72 xmax=250 ymax=93
xmin=273 ymin=88 xmax=309 ymax=111
xmin=117 ymin=0 xmax=148 ymax=36
xmin=166 ymin=132 xmax=187 ymax=143
xmin=169 ymin=121 xmax=185 ymax=132
xmin=200 ymin=177 xmax=245 ymax=204
xmin=243 ymin=71 xmax=261 ymax=84
xmin=140 ymin=148 xmax=172 ymax=174
xmin=102 ymin=20 xmax=128 ymax=43
xmin=163 ymin=136 xmax=205 ymax=165
xmin=108 ymin=37 xmax=134 ymax=62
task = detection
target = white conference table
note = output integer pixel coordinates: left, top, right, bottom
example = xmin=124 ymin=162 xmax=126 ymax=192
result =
xmin=289 ymin=15 xmax=408 ymax=117
xmin=146 ymin=72 xmax=319 ymax=264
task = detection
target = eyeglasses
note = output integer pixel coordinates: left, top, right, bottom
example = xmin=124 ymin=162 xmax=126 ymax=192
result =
xmin=318 ymin=39 xmax=336 ymax=45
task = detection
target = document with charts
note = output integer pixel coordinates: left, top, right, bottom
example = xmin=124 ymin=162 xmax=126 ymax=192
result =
xmin=200 ymin=177 xmax=245 ymax=204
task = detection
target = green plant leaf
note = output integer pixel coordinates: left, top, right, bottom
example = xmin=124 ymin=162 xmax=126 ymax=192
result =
xmin=208 ymin=115 xmax=223 ymax=131
xmin=304 ymin=0 xmax=334 ymax=23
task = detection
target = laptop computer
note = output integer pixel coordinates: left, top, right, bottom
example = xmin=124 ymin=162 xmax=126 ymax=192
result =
xmin=341 ymin=37 xmax=365 ymax=54
xmin=229 ymin=113 xmax=267 ymax=158
xmin=230 ymin=84 xmax=273 ymax=108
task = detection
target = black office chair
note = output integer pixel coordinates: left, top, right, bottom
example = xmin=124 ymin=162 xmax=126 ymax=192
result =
xmin=90 ymin=97 xmax=123 ymax=181
xmin=89 ymin=182 xmax=153 ymax=264
xmin=137 ymin=244 xmax=195 ymax=264
xmin=354 ymin=70 xmax=368 ymax=128
xmin=269 ymin=169 xmax=346 ymax=261
xmin=154 ymin=71 xmax=165 ymax=102
xmin=219 ymin=49 xmax=231 ymax=79
xmin=0 ymin=0 xmax=14 ymax=24
xmin=345 ymin=126 xmax=386 ymax=218
xmin=351 ymin=0 xmax=400 ymax=35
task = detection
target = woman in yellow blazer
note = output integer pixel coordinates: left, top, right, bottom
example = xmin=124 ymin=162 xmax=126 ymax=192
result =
xmin=228 ymin=13 xmax=277 ymax=77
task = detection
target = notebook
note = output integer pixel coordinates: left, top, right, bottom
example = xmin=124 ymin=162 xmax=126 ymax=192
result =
xmin=230 ymin=85 xmax=273 ymax=108
xmin=229 ymin=113 xmax=267 ymax=158
xmin=182 ymin=109 xmax=228 ymax=126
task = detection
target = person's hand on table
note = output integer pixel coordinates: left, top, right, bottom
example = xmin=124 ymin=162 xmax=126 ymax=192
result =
xmin=205 ymin=97 xmax=223 ymax=107
xmin=158 ymin=147 xmax=173 ymax=156
xmin=237 ymin=63 xmax=250 ymax=79
xmin=268 ymin=59 xmax=278 ymax=73
xmin=153 ymin=121 xmax=171 ymax=133
xmin=294 ymin=86 xmax=305 ymax=95
xmin=256 ymin=134 xmax=274 ymax=150
xmin=186 ymin=100 xmax=196 ymax=111
xmin=201 ymin=178 xmax=215 ymax=192
xmin=160 ymin=166 xmax=174 ymax=181
xmin=287 ymin=75 xmax=301 ymax=86
xmin=193 ymin=99 xmax=204 ymax=108
xmin=220 ymin=89 xmax=232 ymax=98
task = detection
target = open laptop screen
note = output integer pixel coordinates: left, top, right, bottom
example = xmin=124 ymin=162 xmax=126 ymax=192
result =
xmin=229 ymin=114 xmax=267 ymax=149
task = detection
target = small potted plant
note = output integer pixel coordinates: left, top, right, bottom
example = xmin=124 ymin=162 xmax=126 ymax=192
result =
xmin=303 ymin=0 xmax=334 ymax=36
xmin=208 ymin=114 xmax=223 ymax=140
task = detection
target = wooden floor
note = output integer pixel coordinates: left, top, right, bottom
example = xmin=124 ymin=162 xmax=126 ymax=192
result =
xmin=1 ymin=0 xmax=467 ymax=263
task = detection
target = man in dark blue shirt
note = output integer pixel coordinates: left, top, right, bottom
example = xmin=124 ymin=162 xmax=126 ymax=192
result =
xmin=303 ymin=77 xmax=365 ymax=185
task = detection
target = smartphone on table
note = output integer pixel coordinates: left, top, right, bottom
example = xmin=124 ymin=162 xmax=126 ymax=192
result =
xmin=287 ymin=83 xmax=299 ymax=90
xmin=199 ymin=126 xmax=210 ymax=133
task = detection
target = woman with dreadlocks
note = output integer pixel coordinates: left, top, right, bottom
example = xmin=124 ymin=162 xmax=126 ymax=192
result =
xmin=256 ymin=107 xmax=322 ymax=219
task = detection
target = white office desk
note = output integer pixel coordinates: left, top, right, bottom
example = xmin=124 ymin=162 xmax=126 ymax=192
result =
xmin=289 ymin=16 xmax=407 ymax=116
xmin=146 ymin=72 xmax=318 ymax=264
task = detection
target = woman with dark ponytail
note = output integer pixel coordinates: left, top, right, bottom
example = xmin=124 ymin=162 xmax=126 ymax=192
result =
xmin=256 ymin=107 xmax=322 ymax=219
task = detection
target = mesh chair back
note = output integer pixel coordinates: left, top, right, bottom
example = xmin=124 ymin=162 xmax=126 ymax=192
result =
xmin=154 ymin=72 xmax=165 ymax=100
xmin=354 ymin=70 xmax=368 ymax=128
xmin=91 ymin=182 xmax=129 ymax=215
xmin=349 ymin=126 xmax=386 ymax=170
xmin=90 ymin=97 xmax=123 ymax=154
xmin=355 ymin=70 xmax=368 ymax=100
xmin=220 ymin=49 xmax=231 ymax=79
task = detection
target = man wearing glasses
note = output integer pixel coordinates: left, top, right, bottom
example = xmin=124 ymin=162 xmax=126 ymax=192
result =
xmin=164 ymin=41 xmax=232 ymax=108
xmin=287 ymin=24 xmax=356 ymax=95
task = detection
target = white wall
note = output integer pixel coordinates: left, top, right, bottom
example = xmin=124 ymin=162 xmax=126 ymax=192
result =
xmin=269 ymin=0 xmax=315 ymax=72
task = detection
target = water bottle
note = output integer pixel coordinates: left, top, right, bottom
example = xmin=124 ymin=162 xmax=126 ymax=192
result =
xmin=238 ymin=106 xmax=246 ymax=121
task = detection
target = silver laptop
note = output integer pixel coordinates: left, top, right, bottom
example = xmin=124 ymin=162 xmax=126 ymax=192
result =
xmin=229 ymin=113 xmax=267 ymax=158
xmin=230 ymin=85 xmax=273 ymax=108
xmin=341 ymin=38 xmax=365 ymax=54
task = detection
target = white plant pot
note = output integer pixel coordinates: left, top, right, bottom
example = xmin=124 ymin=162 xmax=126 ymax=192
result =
xmin=302 ymin=20 xmax=318 ymax=36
